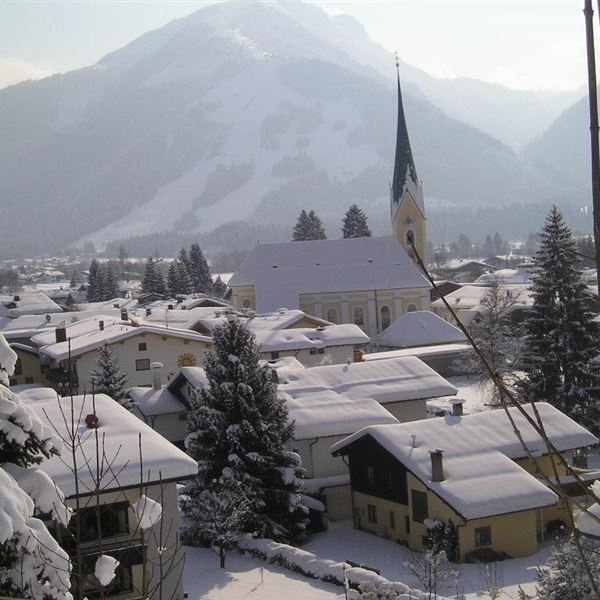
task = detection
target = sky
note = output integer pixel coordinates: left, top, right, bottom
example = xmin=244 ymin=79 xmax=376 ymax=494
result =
xmin=0 ymin=0 xmax=592 ymax=92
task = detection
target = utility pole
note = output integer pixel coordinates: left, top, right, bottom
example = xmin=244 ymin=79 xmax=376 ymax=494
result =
xmin=584 ymin=0 xmax=600 ymax=294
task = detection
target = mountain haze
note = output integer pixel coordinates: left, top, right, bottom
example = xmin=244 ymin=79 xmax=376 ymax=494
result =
xmin=0 ymin=1 xmax=588 ymax=256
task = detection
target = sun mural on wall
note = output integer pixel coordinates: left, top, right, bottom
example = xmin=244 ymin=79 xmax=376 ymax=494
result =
xmin=177 ymin=353 xmax=197 ymax=367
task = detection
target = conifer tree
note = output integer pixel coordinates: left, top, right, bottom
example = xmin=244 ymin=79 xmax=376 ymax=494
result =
xmin=0 ymin=337 xmax=72 ymax=599
xmin=167 ymin=262 xmax=179 ymax=297
xmin=211 ymin=276 xmax=227 ymax=298
xmin=188 ymin=243 xmax=212 ymax=294
xmin=142 ymin=256 xmax=166 ymax=296
xmin=292 ymin=209 xmax=326 ymax=241
xmin=178 ymin=247 xmax=191 ymax=274
xmin=183 ymin=318 xmax=307 ymax=543
xmin=89 ymin=344 xmax=130 ymax=407
xmin=105 ymin=262 xmax=119 ymax=299
xmin=87 ymin=258 xmax=101 ymax=301
xmin=520 ymin=206 xmax=600 ymax=430
xmin=342 ymin=204 xmax=372 ymax=238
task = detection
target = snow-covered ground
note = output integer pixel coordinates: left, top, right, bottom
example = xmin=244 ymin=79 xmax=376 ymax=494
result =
xmin=428 ymin=375 xmax=496 ymax=415
xmin=183 ymin=545 xmax=343 ymax=599
xmin=303 ymin=521 xmax=554 ymax=599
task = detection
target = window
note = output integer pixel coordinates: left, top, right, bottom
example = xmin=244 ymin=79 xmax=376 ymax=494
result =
xmin=407 ymin=303 xmax=418 ymax=312
xmin=389 ymin=511 xmax=396 ymax=530
xmin=406 ymin=229 xmax=415 ymax=246
xmin=9 ymin=378 xmax=16 ymax=387
xmin=73 ymin=502 xmax=129 ymax=543
xmin=366 ymin=465 xmax=375 ymax=485
xmin=242 ymin=299 xmax=252 ymax=309
xmin=326 ymin=308 xmax=338 ymax=324
xmin=135 ymin=358 xmax=150 ymax=371
xmin=386 ymin=470 xmax=393 ymax=490
xmin=380 ymin=305 xmax=391 ymax=330
xmin=25 ymin=377 xmax=34 ymax=384
xmin=405 ymin=515 xmax=410 ymax=534
xmin=353 ymin=306 xmax=365 ymax=325
xmin=138 ymin=342 xmax=147 ymax=351
xmin=14 ymin=358 xmax=22 ymax=376
xmin=367 ymin=504 xmax=378 ymax=524
xmin=271 ymin=351 xmax=280 ymax=360
xmin=475 ymin=526 xmax=492 ymax=547
xmin=411 ymin=490 xmax=429 ymax=523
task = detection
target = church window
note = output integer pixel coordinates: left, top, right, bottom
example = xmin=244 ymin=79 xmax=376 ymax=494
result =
xmin=380 ymin=305 xmax=391 ymax=330
xmin=326 ymin=308 xmax=338 ymax=324
xmin=407 ymin=303 xmax=418 ymax=313
xmin=353 ymin=306 xmax=364 ymax=325
xmin=242 ymin=299 xmax=252 ymax=309
xmin=406 ymin=229 xmax=415 ymax=246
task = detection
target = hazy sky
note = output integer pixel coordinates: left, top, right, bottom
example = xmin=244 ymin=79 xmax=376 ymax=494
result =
xmin=0 ymin=1 xmax=592 ymax=91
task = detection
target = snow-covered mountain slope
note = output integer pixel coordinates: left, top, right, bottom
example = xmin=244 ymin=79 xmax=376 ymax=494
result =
xmin=0 ymin=1 xmax=581 ymax=256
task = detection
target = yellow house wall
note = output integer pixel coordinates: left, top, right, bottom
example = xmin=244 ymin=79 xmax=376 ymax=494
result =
xmin=382 ymin=399 xmax=427 ymax=422
xmin=231 ymin=286 xmax=257 ymax=311
xmin=10 ymin=348 xmax=51 ymax=387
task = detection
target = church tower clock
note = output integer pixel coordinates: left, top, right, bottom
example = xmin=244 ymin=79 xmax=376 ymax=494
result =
xmin=390 ymin=56 xmax=426 ymax=263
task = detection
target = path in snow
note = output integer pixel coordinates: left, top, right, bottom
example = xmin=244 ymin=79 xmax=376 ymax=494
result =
xmin=183 ymin=545 xmax=343 ymax=600
xmin=303 ymin=521 xmax=554 ymax=599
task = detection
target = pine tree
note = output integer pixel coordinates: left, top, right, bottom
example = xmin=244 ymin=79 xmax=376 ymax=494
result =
xmin=493 ymin=232 xmax=505 ymax=254
xmin=188 ymin=243 xmax=212 ymax=294
xmin=167 ymin=262 xmax=179 ymax=297
xmin=342 ymin=204 xmax=372 ymax=238
xmin=177 ymin=260 xmax=192 ymax=294
xmin=484 ymin=234 xmax=494 ymax=256
xmin=142 ymin=256 xmax=166 ymax=296
xmin=178 ymin=247 xmax=191 ymax=274
xmin=89 ymin=344 xmax=130 ymax=407
xmin=211 ymin=276 xmax=227 ymax=298
xmin=183 ymin=318 xmax=308 ymax=543
xmin=293 ymin=209 xmax=326 ymax=241
xmin=105 ymin=262 xmax=119 ymax=299
xmin=0 ymin=337 xmax=72 ymax=599
xmin=87 ymin=258 xmax=101 ymax=302
xmin=520 ymin=206 xmax=600 ymax=430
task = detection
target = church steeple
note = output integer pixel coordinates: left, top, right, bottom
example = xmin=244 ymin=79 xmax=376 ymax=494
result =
xmin=390 ymin=54 xmax=426 ymax=261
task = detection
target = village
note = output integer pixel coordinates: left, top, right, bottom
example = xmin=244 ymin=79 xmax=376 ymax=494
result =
xmin=1 ymin=40 xmax=600 ymax=600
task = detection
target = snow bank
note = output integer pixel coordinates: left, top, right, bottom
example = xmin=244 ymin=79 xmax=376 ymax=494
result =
xmin=95 ymin=554 xmax=119 ymax=586
xmin=236 ymin=535 xmax=438 ymax=598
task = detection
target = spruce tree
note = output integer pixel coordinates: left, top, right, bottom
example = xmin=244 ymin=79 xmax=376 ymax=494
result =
xmin=0 ymin=338 xmax=72 ymax=599
xmin=142 ymin=256 xmax=166 ymax=296
xmin=211 ymin=276 xmax=227 ymax=298
xmin=188 ymin=243 xmax=212 ymax=294
xmin=183 ymin=318 xmax=307 ymax=543
xmin=292 ymin=209 xmax=326 ymax=241
xmin=167 ymin=262 xmax=179 ymax=297
xmin=89 ymin=344 xmax=130 ymax=407
xmin=342 ymin=204 xmax=372 ymax=238
xmin=177 ymin=260 xmax=192 ymax=294
xmin=520 ymin=206 xmax=600 ymax=430
xmin=105 ymin=262 xmax=119 ymax=299
xmin=179 ymin=247 xmax=191 ymax=274
xmin=87 ymin=258 xmax=101 ymax=301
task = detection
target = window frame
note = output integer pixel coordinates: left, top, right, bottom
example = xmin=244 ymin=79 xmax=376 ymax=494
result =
xmin=380 ymin=305 xmax=391 ymax=330
xmin=135 ymin=358 xmax=151 ymax=371
xmin=138 ymin=342 xmax=147 ymax=351
xmin=475 ymin=525 xmax=492 ymax=547
xmin=326 ymin=308 xmax=338 ymax=324
xmin=353 ymin=306 xmax=365 ymax=325
xmin=367 ymin=504 xmax=378 ymax=524
xmin=411 ymin=490 xmax=429 ymax=523
xmin=366 ymin=464 xmax=375 ymax=485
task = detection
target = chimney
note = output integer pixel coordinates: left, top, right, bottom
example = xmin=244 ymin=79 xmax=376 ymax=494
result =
xmin=450 ymin=398 xmax=464 ymax=417
xmin=120 ymin=308 xmax=129 ymax=321
xmin=85 ymin=414 xmax=99 ymax=429
xmin=353 ymin=349 xmax=364 ymax=363
xmin=151 ymin=361 xmax=164 ymax=390
xmin=99 ymin=320 xmax=104 ymax=331
xmin=13 ymin=295 xmax=20 ymax=302
xmin=430 ymin=449 xmax=445 ymax=482
xmin=145 ymin=308 xmax=152 ymax=317
xmin=167 ymin=304 xmax=174 ymax=310
xmin=55 ymin=323 xmax=67 ymax=344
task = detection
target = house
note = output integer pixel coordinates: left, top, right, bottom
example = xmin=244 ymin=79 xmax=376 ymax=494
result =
xmin=33 ymin=317 xmax=212 ymax=393
xmin=0 ymin=291 xmax=63 ymax=317
xmin=435 ymin=259 xmax=495 ymax=283
xmin=332 ymin=402 xmax=598 ymax=561
xmin=277 ymin=356 xmax=457 ymax=422
xmin=8 ymin=343 xmax=52 ymax=387
xmin=22 ymin=389 xmax=197 ymax=600
xmin=228 ymin=65 xmax=431 ymax=338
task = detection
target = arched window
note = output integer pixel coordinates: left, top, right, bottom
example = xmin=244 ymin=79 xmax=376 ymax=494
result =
xmin=353 ymin=306 xmax=365 ymax=325
xmin=326 ymin=308 xmax=338 ymax=324
xmin=380 ymin=305 xmax=391 ymax=330
xmin=407 ymin=303 xmax=418 ymax=313
xmin=242 ymin=299 xmax=252 ymax=309
xmin=406 ymin=229 xmax=415 ymax=246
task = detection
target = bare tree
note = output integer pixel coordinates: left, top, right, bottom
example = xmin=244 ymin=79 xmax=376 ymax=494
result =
xmin=479 ymin=562 xmax=504 ymax=600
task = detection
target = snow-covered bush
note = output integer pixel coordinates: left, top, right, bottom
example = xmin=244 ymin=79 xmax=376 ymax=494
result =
xmin=0 ymin=337 xmax=72 ymax=600
xmin=89 ymin=344 xmax=130 ymax=406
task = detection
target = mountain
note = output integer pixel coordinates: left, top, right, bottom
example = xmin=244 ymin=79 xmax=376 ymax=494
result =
xmin=0 ymin=1 xmax=585 ymax=257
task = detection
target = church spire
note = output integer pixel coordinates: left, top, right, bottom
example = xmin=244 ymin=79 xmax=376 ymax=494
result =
xmin=391 ymin=53 xmax=419 ymax=211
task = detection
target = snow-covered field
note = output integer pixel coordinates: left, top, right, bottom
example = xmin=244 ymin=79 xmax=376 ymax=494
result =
xmin=303 ymin=521 xmax=553 ymax=599
xmin=183 ymin=545 xmax=343 ymax=600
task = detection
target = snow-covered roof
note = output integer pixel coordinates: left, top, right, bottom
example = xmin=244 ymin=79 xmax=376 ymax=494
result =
xmin=377 ymin=311 xmax=466 ymax=348
xmin=36 ymin=318 xmax=212 ymax=361
xmin=246 ymin=309 xmax=331 ymax=331
xmin=24 ymin=393 xmax=198 ymax=497
xmin=363 ymin=344 xmax=471 ymax=362
xmin=0 ymin=291 xmax=62 ymax=317
xmin=576 ymin=502 xmax=600 ymax=538
xmin=332 ymin=403 xmax=597 ymax=520
xmin=169 ymin=366 xmax=209 ymax=390
xmin=430 ymin=284 xmax=532 ymax=312
xmin=229 ymin=236 xmax=429 ymax=312
xmin=128 ymin=386 xmax=184 ymax=416
xmin=474 ymin=269 xmax=532 ymax=285
xmin=284 ymin=389 xmax=398 ymax=439
xmin=279 ymin=356 xmax=457 ymax=405
xmin=438 ymin=259 xmax=492 ymax=272
xmin=254 ymin=324 xmax=368 ymax=352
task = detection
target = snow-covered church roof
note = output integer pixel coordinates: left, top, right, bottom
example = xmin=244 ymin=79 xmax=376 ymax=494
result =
xmin=229 ymin=235 xmax=429 ymax=313
xmin=377 ymin=310 xmax=466 ymax=348
xmin=332 ymin=403 xmax=597 ymax=520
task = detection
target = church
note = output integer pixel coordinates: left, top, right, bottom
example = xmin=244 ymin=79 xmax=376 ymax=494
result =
xmin=228 ymin=65 xmax=430 ymax=338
